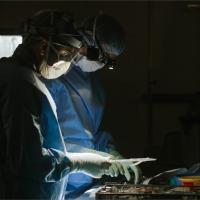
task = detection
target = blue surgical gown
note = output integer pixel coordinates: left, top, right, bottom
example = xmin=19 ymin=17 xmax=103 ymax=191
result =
xmin=44 ymin=65 xmax=113 ymax=198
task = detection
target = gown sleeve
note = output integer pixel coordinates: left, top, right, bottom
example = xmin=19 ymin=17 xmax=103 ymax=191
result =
xmin=0 ymin=79 xmax=71 ymax=182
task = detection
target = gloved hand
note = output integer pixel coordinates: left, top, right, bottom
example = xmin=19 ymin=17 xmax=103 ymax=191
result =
xmin=66 ymin=148 xmax=143 ymax=182
xmin=67 ymin=149 xmax=127 ymax=179
xmin=109 ymin=148 xmax=142 ymax=184
xmin=82 ymin=147 xmax=143 ymax=183
xmin=115 ymin=159 xmax=142 ymax=183
xmin=66 ymin=152 xmax=112 ymax=178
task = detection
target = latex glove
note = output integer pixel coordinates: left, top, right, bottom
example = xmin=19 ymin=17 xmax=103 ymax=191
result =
xmin=108 ymin=159 xmax=125 ymax=178
xmin=67 ymin=152 xmax=112 ymax=178
xmin=69 ymin=149 xmax=126 ymax=178
xmin=116 ymin=159 xmax=142 ymax=183
xmin=109 ymin=148 xmax=142 ymax=183
xmin=73 ymin=148 xmax=127 ymax=178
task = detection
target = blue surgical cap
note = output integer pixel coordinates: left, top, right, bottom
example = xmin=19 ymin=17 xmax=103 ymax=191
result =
xmin=80 ymin=14 xmax=126 ymax=56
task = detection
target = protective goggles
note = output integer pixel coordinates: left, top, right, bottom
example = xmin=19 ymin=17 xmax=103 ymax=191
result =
xmin=49 ymin=42 xmax=79 ymax=62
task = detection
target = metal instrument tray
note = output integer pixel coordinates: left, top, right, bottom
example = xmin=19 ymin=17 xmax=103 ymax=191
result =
xmin=95 ymin=183 xmax=200 ymax=199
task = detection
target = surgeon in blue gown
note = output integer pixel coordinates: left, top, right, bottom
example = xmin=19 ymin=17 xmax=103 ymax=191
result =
xmin=0 ymin=9 xmax=130 ymax=199
xmin=44 ymin=14 xmax=142 ymax=199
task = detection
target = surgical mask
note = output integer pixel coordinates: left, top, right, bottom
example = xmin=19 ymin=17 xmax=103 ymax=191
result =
xmin=75 ymin=56 xmax=104 ymax=72
xmin=40 ymin=60 xmax=71 ymax=79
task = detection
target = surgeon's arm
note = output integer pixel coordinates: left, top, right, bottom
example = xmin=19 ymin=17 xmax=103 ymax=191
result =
xmin=1 ymin=80 xmax=71 ymax=182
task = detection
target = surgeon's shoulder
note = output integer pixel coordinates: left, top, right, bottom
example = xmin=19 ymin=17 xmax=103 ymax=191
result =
xmin=0 ymin=57 xmax=40 ymax=100
xmin=0 ymin=57 xmax=33 ymax=83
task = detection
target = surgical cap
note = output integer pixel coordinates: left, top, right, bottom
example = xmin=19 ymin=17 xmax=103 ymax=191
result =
xmin=23 ymin=9 xmax=82 ymax=49
xmin=79 ymin=14 xmax=126 ymax=56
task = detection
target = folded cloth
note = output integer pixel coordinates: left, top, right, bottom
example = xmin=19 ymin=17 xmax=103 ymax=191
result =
xmin=142 ymin=168 xmax=188 ymax=185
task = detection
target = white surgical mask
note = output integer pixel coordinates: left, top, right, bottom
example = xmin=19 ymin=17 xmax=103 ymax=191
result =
xmin=75 ymin=56 xmax=105 ymax=72
xmin=40 ymin=60 xmax=71 ymax=79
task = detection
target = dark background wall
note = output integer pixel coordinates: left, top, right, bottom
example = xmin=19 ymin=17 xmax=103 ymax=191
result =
xmin=1 ymin=1 xmax=200 ymax=176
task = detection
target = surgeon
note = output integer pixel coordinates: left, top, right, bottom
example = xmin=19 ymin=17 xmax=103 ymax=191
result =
xmin=43 ymin=13 xmax=142 ymax=199
xmin=0 ymin=10 xmax=128 ymax=199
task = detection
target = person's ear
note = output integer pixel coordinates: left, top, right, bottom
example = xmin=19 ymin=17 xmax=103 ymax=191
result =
xmin=39 ymin=39 xmax=48 ymax=56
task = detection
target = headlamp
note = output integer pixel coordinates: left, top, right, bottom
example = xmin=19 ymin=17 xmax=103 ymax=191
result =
xmin=99 ymin=52 xmax=117 ymax=70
